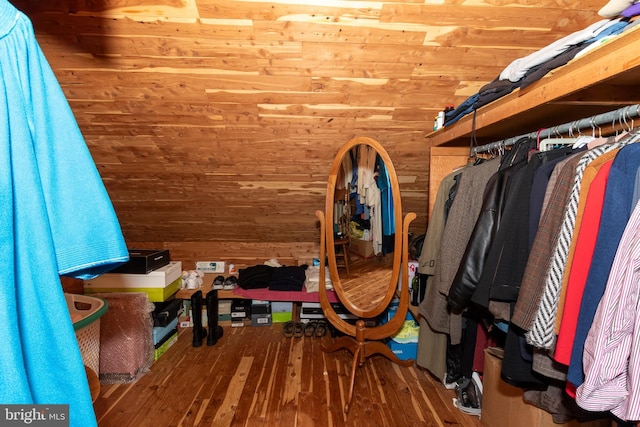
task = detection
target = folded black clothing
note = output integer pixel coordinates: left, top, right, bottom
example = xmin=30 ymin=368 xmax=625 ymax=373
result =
xmin=237 ymin=264 xmax=274 ymax=289
xmin=268 ymin=265 xmax=306 ymax=291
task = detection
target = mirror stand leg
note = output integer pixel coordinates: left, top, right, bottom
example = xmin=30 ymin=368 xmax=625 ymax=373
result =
xmin=344 ymin=345 xmax=362 ymax=414
xmin=321 ymin=336 xmax=357 ymax=354
xmin=362 ymin=341 xmax=414 ymax=367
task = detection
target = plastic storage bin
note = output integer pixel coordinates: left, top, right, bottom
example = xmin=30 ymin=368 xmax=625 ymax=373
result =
xmin=66 ymin=293 xmax=108 ymax=376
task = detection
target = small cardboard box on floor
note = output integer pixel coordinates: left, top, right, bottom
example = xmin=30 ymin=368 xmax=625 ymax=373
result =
xmin=482 ymin=348 xmax=611 ymax=427
xmin=349 ymin=237 xmax=375 ymax=259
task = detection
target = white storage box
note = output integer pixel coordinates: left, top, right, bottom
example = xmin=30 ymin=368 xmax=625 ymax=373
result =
xmin=84 ymin=261 xmax=182 ymax=289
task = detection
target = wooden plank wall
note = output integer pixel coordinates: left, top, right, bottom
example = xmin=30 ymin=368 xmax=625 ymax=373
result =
xmin=12 ymin=0 xmax=602 ymax=263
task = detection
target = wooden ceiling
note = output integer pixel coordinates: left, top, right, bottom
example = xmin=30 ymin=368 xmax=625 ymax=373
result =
xmin=12 ymin=0 xmax=602 ymax=264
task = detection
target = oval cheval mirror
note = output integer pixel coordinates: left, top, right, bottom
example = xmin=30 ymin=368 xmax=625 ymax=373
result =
xmin=315 ymin=136 xmax=416 ymax=414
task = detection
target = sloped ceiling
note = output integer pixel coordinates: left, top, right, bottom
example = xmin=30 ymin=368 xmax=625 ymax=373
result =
xmin=11 ymin=0 xmax=602 ymax=251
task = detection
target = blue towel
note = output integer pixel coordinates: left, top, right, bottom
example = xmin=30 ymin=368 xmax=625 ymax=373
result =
xmin=0 ymin=3 xmax=128 ymax=426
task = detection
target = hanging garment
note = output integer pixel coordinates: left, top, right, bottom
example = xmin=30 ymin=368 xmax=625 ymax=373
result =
xmin=575 ymin=198 xmax=640 ymax=421
xmin=416 ymin=168 xmax=462 ymax=381
xmin=554 ymin=159 xmax=614 ymax=366
xmin=527 ymin=142 xmax=623 ymax=349
xmin=447 ymin=169 xmax=506 ymax=312
xmin=500 ymin=149 xmax=581 ymax=389
xmin=450 ymin=137 xmax=534 ymax=313
xmin=511 ymin=152 xmax=590 ymax=331
xmin=0 ymin=3 xmax=128 ymax=427
xmin=469 ymin=141 xmax=573 ymax=317
xmin=419 ymin=169 xmax=466 ymax=332
xmin=567 ymin=139 xmax=640 ymax=389
xmin=553 ymin=150 xmax=619 ymax=339
xmin=417 ymin=169 xmax=460 ymax=276
xmin=425 ymin=157 xmax=500 ymax=344
xmin=376 ymin=156 xmax=395 ymax=254
xmin=529 ymin=151 xmax=585 ymax=249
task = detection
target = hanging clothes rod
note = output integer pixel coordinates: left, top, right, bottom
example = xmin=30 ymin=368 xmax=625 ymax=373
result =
xmin=470 ymin=104 xmax=640 ymax=156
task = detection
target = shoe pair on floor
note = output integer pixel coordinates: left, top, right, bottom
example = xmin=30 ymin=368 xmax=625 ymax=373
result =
xmin=282 ymin=320 xmax=328 ymax=338
xmin=212 ymin=275 xmax=237 ymax=290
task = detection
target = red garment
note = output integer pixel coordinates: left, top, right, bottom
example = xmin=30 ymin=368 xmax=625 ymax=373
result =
xmin=472 ymin=320 xmax=495 ymax=373
xmin=553 ymin=160 xmax=613 ymax=366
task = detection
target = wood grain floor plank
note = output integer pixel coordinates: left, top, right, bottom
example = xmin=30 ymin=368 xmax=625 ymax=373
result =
xmin=212 ymin=356 xmax=254 ymax=426
xmin=94 ymin=322 xmax=484 ymax=427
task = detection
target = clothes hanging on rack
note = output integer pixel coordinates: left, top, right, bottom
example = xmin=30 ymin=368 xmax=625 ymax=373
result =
xmin=576 ymin=197 xmax=640 ymax=420
xmin=448 ymin=137 xmax=536 ymax=313
xmin=348 ymin=145 xmax=394 ymax=255
xmin=422 ymin=157 xmax=500 ymax=345
xmin=418 ymin=106 xmax=640 ymax=422
xmin=567 ymin=140 xmax=640 ymax=389
xmin=554 ymin=157 xmax=617 ymax=367
xmin=416 ymin=168 xmax=464 ymax=382
xmin=0 ymin=3 xmax=129 ymax=427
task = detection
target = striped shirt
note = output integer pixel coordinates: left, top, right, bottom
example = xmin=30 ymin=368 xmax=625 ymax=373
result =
xmin=575 ymin=198 xmax=640 ymax=421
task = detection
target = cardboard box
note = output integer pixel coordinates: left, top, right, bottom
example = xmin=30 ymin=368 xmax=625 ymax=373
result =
xmin=272 ymin=312 xmax=293 ymax=323
xmin=350 ymin=237 xmax=375 ymax=259
xmin=482 ymin=349 xmax=611 ymax=427
xmin=112 ymin=249 xmax=170 ymax=274
xmin=271 ymin=302 xmax=293 ymax=313
xmin=300 ymin=302 xmax=357 ymax=321
xmin=269 ymin=302 xmax=292 ymax=322
xmin=154 ymin=330 xmax=178 ymax=361
xmin=153 ymin=317 xmax=179 ymax=345
xmin=85 ymin=276 xmax=181 ymax=302
xmin=251 ymin=313 xmax=272 ymax=327
xmin=152 ymin=298 xmax=183 ymax=327
xmin=231 ymin=299 xmax=251 ymax=319
xmin=195 ymin=261 xmax=225 ymax=274
xmin=85 ymin=261 xmax=182 ymax=289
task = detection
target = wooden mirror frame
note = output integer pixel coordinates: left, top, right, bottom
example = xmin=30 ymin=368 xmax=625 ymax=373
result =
xmin=323 ymin=137 xmax=403 ymax=320
xmin=315 ymin=136 xmax=416 ymax=413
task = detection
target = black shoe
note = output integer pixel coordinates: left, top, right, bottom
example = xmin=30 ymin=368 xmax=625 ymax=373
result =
xmin=205 ymin=290 xmax=224 ymax=346
xmin=190 ymin=290 xmax=208 ymax=347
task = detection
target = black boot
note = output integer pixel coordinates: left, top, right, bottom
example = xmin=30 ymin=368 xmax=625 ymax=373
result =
xmin=206 ymin=290 xmax=224 ymax=346
xmin=190 ymin=290 xmax=207 ymax=347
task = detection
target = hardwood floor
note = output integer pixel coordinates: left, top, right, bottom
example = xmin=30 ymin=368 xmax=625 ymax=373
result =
xmin=93 ymin=255 xmax=483 ymax=426
xmin=93 ymin=324 xmax=483 ymax=427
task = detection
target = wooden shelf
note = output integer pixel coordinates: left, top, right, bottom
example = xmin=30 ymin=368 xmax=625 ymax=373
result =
xmin=427 ymin=24 xmax=640 ymax=150
xmin=426 ymin=24 xmax=640 ymax=216
xmin=175 ymin=287 xmax=245 ymax=300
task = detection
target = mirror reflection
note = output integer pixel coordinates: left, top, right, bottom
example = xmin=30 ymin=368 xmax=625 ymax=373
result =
xmin=328 ymin=141 xmax=399 ymax=315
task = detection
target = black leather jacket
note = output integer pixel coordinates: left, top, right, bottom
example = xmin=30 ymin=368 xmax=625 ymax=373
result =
xmin=446 ymin=167 xmax=507 ymax=312
xmin=447 ymin=138 xmax=533 ymax=312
